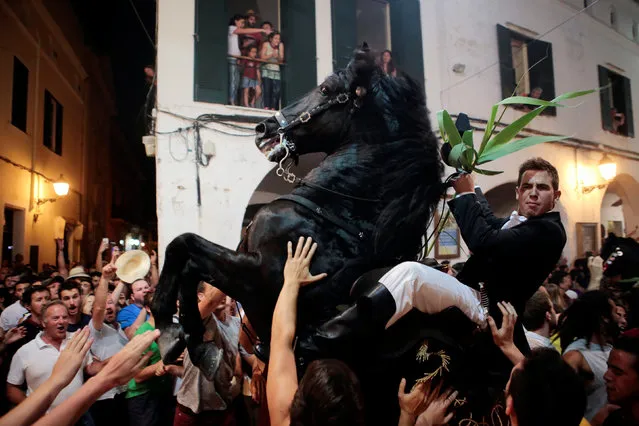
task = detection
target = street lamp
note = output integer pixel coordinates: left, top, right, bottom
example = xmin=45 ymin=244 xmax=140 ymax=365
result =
xmin=36 ymin=175 xmax=69 ymax=206
xmin=582 ymin=155 xmax=617 ymax=194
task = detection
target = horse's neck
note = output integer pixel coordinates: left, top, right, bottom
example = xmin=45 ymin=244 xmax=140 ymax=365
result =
xmin=293 ymin=143 xmax=382 ymax=211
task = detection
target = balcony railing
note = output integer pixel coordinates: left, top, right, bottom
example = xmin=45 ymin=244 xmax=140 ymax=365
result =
xmin=228 ymin=55 xmax=285 ymax=110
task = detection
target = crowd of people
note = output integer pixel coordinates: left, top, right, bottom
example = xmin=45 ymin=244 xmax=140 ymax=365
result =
xmin=0 ymin=157 xmax=639 ymax=426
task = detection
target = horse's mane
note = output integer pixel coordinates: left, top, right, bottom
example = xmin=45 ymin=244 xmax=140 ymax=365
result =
xmin=369 ymin=72 xmax=443 ymax=261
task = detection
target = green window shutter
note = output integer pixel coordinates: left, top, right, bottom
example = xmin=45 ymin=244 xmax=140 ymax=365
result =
xmin=527 ymin=40 xmax=556 ymax=116
xmin=598 ymin=66 xmax=613 ymax=132
xmin=497 ymin=24 xmax=515 ymax=100
xmin=622 ymin=76 xmax=634 ymax=137
xmin=281 ymin=0 xmax=317 ymax=106
xmin=331 ymin=0 xmax=357 ymax=71
xmin=389 ymin=0 xmax=424 ymax=84
xmin=193 ymin=0 xmax=228 ymax=104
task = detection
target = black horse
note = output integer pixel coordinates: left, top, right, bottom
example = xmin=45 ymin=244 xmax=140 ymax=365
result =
xmin=152 ymin=45 xmax=443 ymax=378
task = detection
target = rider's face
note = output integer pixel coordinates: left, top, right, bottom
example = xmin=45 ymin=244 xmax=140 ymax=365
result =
xmin=516 ymin=170 xmax=560 ymax=218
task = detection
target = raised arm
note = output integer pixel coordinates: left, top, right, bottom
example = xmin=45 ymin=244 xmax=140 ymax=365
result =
xmin=267 ymin=237 xmax=327 ymax=426
xmin=92 ymin=262 xmax=116 ymax=331
xmin=95 ymin=239 xmax=109 ymax=272
xmin=124 ymin=305 xmax=148 ymax=340
xmin=149 ymin=251 xmax=159 ymax=290
xmin=109 ymin=280 xmax=125 ymax=307
xmin=56 ymin=239 xmax=68 ymax=279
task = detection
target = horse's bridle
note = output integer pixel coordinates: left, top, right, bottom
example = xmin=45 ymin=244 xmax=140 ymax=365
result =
xmin=603 ymin=247 xmax=623 ymax=272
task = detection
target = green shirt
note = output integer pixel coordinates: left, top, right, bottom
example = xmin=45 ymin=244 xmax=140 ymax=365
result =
xmin=125 ymin=321 xmax=172 ymax=399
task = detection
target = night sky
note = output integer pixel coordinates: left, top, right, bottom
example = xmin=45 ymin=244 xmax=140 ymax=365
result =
xmin=71 ymin=0 xmax=157 ymax=230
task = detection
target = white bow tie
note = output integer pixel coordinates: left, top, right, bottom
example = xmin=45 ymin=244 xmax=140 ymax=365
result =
xmin=501 ymin=211 xmax=528 ymax=230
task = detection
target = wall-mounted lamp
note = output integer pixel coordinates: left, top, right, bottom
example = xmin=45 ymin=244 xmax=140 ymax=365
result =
xmin=581 ymin=155 xmax=617 ymax=194
xmin=36 ymin=175 xmax=69 ymax=206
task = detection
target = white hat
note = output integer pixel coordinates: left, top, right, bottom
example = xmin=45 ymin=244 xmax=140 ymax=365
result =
xmin=115 ymin=250 xmax=151 ymax=284
xmin=565 ymin=290 xmax=578 ymax=300
xmin=67 ymin=266 xmax=90 ymax=281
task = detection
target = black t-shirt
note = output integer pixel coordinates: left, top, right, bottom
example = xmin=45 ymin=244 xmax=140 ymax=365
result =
xmin=67 ymin=314 xmax=92 ymax=332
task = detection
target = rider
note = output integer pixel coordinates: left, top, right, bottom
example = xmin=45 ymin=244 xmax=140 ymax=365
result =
xmin=298 ymin=157 xmax=566 ymax=368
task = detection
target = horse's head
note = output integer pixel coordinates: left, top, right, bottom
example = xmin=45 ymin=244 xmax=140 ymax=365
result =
xmin=255 ymin=43 xmax=380 ymax=162
xmin=601 ymin=233 xmax=639 ymax=281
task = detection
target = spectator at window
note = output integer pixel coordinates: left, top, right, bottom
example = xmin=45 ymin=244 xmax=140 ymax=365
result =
xmin=261 ymin=31 xmax=283 ymax=110
xmin=380 ymin=50 xmax=397 ymax=77
xmin=611 ymin=108 xmax=626 ymax=134
xmin=241 ymin=46 xmax=262 ymax=108
xmin=228 ymin=14 xmax=270 ymax=106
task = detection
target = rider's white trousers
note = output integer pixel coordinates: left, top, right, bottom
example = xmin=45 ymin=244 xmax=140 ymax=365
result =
xmin=379 ymin=261 xmax=485 ymax=329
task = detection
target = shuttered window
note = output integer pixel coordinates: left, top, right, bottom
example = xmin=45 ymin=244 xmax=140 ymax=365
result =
xmin=496 ymin=24 xmax=556 ymax=116
xmin=331 ymin=0 xmax=425 ymax=84
xmin=193 ymin=0 xmax=228 ymax=104
xmin=280 ymin=0 xmax=317 ymax=106
xmin=598 ymin=65 xmax=634 ymax=137
xmin=43 ymin=90 xmax=63 ymax=156
xmin=11 ymin=57 xmax=29 ymax=132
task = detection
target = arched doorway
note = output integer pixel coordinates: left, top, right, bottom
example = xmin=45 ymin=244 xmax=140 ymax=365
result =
xmin=600 ymin=173 xmax=639 ymax=240
xmin=484 ymin=182 xmax=517 ymax=218
xmin=242 ymin=153 xmax=325 ymax=228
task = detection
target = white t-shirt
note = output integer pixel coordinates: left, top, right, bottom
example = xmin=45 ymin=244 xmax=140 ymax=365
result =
xmin=1 ymin=301 xmax=28 ymax=331
xmin=7 ymin=331 xmax=92 ymax=409
xmin=228 ymin=25 xmax=241 ymax=56
xmin=89 ymin=320 xmax=129 ymax=400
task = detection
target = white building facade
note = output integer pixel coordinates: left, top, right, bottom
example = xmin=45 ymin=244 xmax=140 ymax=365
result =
xmin=155 ymin=0 xmax=639 ymax=264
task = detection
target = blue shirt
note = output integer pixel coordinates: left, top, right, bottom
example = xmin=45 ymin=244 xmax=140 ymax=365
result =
xmin=117 ymin=304 xmax=146 ymax=329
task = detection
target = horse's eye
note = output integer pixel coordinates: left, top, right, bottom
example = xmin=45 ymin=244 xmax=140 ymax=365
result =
xmin=320 ymin=86 xmax=329 ymax=96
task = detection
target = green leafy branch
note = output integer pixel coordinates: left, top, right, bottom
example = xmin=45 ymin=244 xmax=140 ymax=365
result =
xmin=437 ymin=90 xmax=595 ymax=175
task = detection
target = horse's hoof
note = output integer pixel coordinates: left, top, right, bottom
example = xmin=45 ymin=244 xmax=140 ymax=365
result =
xmin=190 ymin=341 xmax=223 ymax=381
xmin=254 ymin=342 xmax=270 ymax=363
xmin=157 ymin=323 xmax=187 ymax=365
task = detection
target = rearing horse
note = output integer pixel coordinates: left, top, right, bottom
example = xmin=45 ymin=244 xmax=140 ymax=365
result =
xmin=152 ymin=45 xmax=443 ymax=378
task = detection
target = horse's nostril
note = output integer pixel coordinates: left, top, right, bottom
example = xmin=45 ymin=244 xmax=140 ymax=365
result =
xmin=255 ymin=123 xmax=266 ymax=136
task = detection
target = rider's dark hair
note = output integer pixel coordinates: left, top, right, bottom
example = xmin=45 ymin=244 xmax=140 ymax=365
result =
xmin=517 ymin=157 xmax=559 ymax=191
xmin=290 ymin=359 xmax=365 ymax=426
xmin=522 ymin=290 xmax=553 ymax=331
xmin=508 ymin=348 xmax=586 ymax=426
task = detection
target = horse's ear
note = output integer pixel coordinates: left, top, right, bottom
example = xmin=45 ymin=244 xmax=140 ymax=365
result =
xmin=349 ymin=44 xmax=377 ymax=85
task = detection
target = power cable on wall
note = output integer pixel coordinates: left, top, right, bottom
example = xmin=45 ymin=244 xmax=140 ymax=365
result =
xmin=440 ymin=0 xmax=602 ymax=93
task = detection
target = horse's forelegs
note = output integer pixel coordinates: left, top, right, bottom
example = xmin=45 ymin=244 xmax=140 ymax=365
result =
xmin=152 ymin=232 xmax=261 ymax=379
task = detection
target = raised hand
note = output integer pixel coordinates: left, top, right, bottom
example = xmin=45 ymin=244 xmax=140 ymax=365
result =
xmin=283 ymin=237 xmax=327 ymax=287
xmin=416 ymin=385 xmax=457 ymax=426
xmin=95 ymin=329 xmax=159 ymax=388
xmin=487 ymin=301 xmax=517 ymax=349
xmin=398 ymin=378 xmax=429 ymax=419
xmin=3 ymin=326 xmax=27 ymax=345
xmin=101 ymin=262 xmax=117 ymax=281
xmin=50 ymin=327 xmax=93 ymax=388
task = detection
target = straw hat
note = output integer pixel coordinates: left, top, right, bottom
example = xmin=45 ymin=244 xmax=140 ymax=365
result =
xmin=67 ymin=266 xmax=91 ymax=282
xmin=115 ymin=250 xmax=151 ymax=284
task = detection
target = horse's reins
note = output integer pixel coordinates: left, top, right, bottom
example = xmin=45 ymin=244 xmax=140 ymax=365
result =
xmin=273 ymin=91 xmax=381 ymax=203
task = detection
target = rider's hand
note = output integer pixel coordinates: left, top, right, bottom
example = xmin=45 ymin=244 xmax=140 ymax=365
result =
xmin=451 ymin=173 xmax=474 ymax=194
xmin=283 ymin=237 xmax=327 ymax=287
